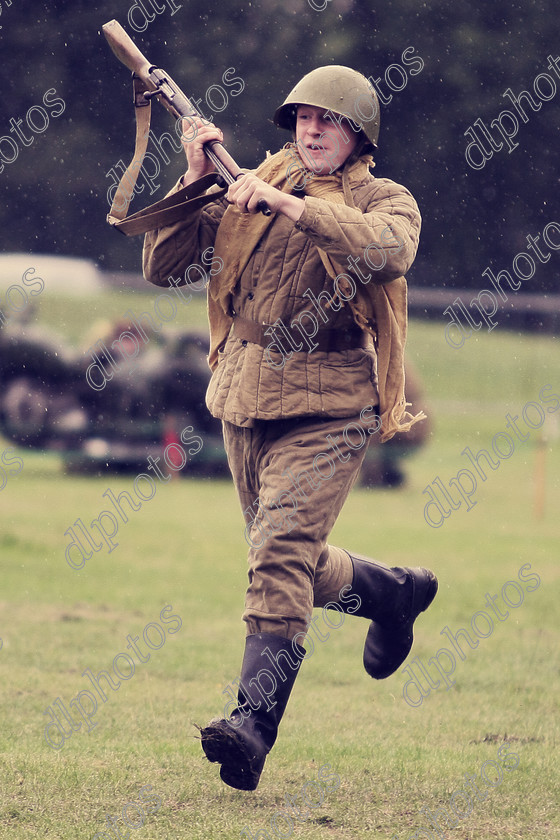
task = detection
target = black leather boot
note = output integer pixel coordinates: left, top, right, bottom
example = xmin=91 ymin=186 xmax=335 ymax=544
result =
xmin=341 ymin=552 xmax=438 ymax=679
xmin=199 ymin=633 xmax=304 ymax=791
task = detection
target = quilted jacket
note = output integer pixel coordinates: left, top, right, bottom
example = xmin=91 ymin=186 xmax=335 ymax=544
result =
xmin=143 ymin=166 xmax=421 ymax=429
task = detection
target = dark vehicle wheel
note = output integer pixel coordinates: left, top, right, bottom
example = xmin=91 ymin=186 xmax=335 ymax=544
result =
xmin=2 ymin=377 xmax=49 ymax=446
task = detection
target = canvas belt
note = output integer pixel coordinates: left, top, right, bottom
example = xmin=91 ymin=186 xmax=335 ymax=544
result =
xmin=231 ymin=315 xmax=368 ymax=352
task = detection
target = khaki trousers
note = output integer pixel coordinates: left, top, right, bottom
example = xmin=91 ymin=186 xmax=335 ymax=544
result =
xmin=222 ymin=414 xmax=372 ymax=640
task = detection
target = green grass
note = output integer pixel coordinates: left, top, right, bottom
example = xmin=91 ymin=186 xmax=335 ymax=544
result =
xmin=1 ymin=291 xmax=559 ymax=839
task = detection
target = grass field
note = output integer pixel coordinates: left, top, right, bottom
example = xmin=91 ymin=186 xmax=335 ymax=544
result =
xmin=1 ymin=288 xmax=559 ymax=839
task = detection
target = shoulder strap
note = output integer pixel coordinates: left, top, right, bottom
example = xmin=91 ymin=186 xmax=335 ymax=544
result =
xmin=106 ymin=76 xmax=227 ymax=236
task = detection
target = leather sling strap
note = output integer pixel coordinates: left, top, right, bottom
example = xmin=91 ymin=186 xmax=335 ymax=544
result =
xmin=106 ymin=76 xmax=227 ymax=236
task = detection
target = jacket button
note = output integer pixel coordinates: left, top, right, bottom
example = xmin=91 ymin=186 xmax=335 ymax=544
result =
xmin=241 ymin=339 xmax=248 ymax=347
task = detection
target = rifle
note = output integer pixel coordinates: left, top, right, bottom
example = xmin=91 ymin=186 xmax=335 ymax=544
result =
xmin=102 ymin=19 xmax=270 ymax=235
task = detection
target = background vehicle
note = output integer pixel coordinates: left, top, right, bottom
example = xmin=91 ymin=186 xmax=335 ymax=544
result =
xmin=0 ymin=317 xmax=427 ymax=484
xmin=0 ymin=319 xmax=228 ymax=476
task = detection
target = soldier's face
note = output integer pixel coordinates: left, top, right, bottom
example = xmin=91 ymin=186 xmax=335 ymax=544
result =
xmin=295 ymin=104 xmax=359 ymax=173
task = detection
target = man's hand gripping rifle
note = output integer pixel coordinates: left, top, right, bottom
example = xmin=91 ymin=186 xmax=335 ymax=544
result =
xmin=102 ymin=19 xmax=270 ymax=236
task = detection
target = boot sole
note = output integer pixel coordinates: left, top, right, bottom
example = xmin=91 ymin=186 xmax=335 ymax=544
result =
xmin=200 ymin=720 xmax=261 ymax=791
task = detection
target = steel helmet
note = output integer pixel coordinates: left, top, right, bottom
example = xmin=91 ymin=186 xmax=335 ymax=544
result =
xmin=273 ymin=65 xmax=380 ymax=149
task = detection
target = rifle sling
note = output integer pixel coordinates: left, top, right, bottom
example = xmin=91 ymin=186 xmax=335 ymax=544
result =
xmin=106 ymin=76 xmax=227 ymax=236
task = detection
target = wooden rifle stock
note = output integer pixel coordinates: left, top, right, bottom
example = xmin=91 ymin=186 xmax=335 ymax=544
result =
xmin=102 ymin=19 xmax=153 ymax=79
xmin=102 ymin=19 xmax=271 ymax=218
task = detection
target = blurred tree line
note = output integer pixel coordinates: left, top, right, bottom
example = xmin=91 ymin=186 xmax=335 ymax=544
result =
xmin=0 ymin=0 xmax=559 ymax=292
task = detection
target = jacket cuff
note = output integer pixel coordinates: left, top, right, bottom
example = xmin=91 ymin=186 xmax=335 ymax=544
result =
xmin=293 ymin=195 xmax=319 ymax=232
